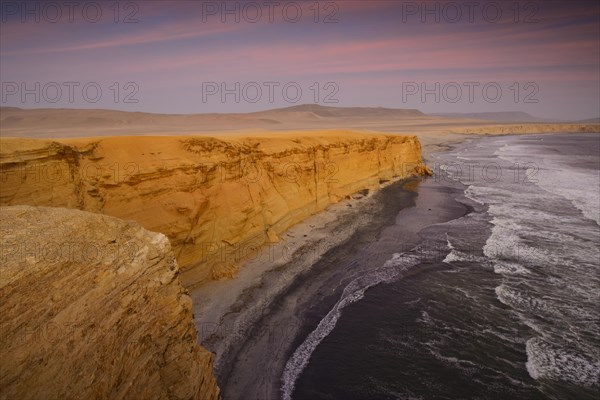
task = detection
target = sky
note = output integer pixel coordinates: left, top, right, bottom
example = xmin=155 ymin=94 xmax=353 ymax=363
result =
xmin=0 ymin=0 xmax=599 ymax=120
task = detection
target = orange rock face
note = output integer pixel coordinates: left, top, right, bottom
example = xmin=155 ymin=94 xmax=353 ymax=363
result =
xmin=0 ymin=132 xmax=429 ymax=287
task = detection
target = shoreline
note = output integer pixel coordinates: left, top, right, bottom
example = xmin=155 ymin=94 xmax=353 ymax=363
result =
xmin=191 ymin=169 xmax=469 ymax=399
xmin=190 ymin=176 xmax=414 ymax=370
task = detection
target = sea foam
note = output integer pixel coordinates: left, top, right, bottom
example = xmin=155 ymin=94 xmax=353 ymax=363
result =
xmin=280 ymin=253 xmax=421 ymax=400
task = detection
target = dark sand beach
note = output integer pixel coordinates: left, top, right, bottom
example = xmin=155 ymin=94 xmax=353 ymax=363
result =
xmin=191 ymin=172 xmax=469 ymax=399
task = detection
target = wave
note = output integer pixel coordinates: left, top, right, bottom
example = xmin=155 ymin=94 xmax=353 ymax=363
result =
xmin=442 ymin=238 xmax=460 ymax=264
xmin=280 ymin=252 xmax=422 ymax=400
xmin=495 ymin=285 xmax=562 ymax=318
xmin=498 ymin=146 xmax=600 ymax=226
xmin=492 ymin=260 xmax=531 ymax=276
xmin=443 ymin=236 xmax=487 ymax=265
xmin=526 ymin=337 xmax=600 ymax=387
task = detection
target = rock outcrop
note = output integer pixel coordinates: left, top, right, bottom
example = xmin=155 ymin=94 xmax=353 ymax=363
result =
xmin=0 ymin=132 xmax=428 ymax=287
xmin=0 ymin=206 xmax=220 ymax=400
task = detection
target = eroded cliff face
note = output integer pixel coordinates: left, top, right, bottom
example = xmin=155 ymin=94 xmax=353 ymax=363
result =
xmin=0 ymin=206 xmax=220 ymax=400
xmin=0 ymin=132 xmax=428 ymax=287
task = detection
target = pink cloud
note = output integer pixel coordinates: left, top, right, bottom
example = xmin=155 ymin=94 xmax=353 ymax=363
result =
xmin=1 ymin=20 xmax=242 ymax=56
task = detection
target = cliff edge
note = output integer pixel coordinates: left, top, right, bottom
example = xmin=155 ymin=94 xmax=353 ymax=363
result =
xmin=0 ymin=206 xmax=220 ymax=400
xmin=0 ymin=132 xmax=429 ymax=287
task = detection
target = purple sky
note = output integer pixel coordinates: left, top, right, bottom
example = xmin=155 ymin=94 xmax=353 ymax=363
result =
xmin=1 ymin=0 xmax=599 ymax=120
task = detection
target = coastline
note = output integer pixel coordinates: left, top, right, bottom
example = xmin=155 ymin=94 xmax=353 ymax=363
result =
xmin=194 ymin=131 xmax=599 ymax=399
xmin=191 ymin=171 xmax=469 ymax=399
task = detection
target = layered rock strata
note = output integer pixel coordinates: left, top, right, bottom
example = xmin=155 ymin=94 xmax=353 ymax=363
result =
xmin=0 ymin=132 xmax=429 ymax=287
xmin=0 ymin=206 xmax=220 ymax=400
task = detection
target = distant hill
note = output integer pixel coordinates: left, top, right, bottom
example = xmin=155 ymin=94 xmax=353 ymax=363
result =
xmin=1 ymin=106 xmax=596 ymax=139
xmin=258 ymin=104 xmax=426 ymax=118
xmin=576 ymin=117 xmax=600 ymax=124
xmin=430 ymin=111 xmax=549 ymax=123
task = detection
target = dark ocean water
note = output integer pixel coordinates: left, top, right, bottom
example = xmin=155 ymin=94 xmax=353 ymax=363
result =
xmin=287 ymin=134 xmax=600 ymax=400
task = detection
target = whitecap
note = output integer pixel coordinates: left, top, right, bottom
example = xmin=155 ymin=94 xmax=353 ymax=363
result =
xmin=526 ymin=337 xmax=600 ymax=387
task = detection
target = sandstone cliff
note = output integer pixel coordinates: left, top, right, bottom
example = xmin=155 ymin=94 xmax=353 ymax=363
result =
xmin=0 ymin=206 xmax=220 ymax=400
xmin=0 ymin=132 xmax=428 ymax=287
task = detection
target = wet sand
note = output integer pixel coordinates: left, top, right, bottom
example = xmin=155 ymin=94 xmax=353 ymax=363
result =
xmin=190 ymin=173 xmax=468 ymax=400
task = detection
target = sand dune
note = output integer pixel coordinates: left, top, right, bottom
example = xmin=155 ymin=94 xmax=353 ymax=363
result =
xmin=2 ymin=107 xmax=597 ymax=168
xmin=2 ymin=106 xmax=596 ymax=148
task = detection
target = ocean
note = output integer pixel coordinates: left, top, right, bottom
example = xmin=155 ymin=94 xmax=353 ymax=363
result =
xmin=286 ymin=133 xmax=600 ymax=400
